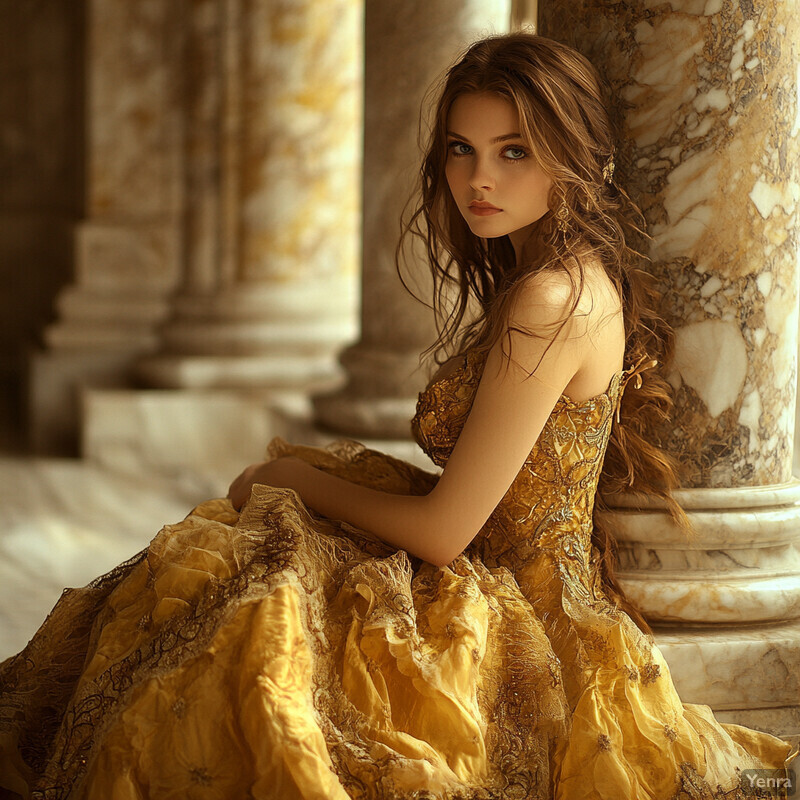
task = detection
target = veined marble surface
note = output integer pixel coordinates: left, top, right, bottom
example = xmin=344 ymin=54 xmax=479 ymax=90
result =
xmin=0 ymin=457 xmax=202 ymax=662
xmin=239 ymin=0 xmax=361 ymax=284
xmin=540 ymin=0 xmax=800 ymax=488
xmin=601 ymin=483 xmax=800 ymax=624
xmin=136 ymin=0 xmax=363 ymax=392
xmin=539 ymin=0 xmax=800 ymax=739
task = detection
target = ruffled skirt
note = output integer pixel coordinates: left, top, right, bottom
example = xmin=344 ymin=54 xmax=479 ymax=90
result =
xmin=0 ymin=438 xmax=796 ymax=799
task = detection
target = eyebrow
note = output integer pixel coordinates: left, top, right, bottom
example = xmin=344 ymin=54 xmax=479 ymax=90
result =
xmin=446 ymin=131 xmax=524 ymax=143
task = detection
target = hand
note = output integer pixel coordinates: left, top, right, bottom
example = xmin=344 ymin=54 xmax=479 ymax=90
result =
xmin=227 ymin=456 xmax=302 ymax=511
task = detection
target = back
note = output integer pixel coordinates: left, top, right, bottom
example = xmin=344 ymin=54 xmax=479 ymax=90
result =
xmin=557 ymin=257 xmax=626 ymax=405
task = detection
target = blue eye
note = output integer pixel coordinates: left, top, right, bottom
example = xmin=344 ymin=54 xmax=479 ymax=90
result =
xmin=446 ymin=141 xmax=529 ymax=161
xmin=448 ymin=142 xmax=472 ymax=157
xmin=504 ymin=147 xmax=527 ymax=161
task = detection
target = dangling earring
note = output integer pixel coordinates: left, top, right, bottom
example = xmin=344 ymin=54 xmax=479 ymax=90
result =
xmin=555 ymin=197 xmax=570 ymax=234
xmin=603 ymin=153 xmax=615 ymax=184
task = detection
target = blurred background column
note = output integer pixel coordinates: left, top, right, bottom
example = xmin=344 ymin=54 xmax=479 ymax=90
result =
xmin=71 ymin=0 xmax=362 ymax=496
xmin=540 ymin=0 xmax=800 ymax=743
xmin=310 ymin=0 xmax=512 ymax=441
xmin=139 ymin=0 xmax=361 ymax=390
xmin=26 ymin=0 xmax=184 ymax=453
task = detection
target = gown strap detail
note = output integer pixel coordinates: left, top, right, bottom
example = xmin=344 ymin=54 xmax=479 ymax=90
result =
xmin=615 ymin=354 xmax=659 ymax=424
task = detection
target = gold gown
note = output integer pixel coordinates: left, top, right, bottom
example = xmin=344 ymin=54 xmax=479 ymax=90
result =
xmin=1 ymin=349 xmax=797 ymax=799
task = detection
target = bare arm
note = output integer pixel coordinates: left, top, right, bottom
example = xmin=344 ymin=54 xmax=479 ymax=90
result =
xmin=229 ymin=271 xmax=587 ymax=566
xmin=235 ymin=457 xmax=443 ymax=559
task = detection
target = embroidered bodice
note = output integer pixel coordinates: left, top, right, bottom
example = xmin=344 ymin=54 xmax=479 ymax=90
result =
xmin=410 ymin=349 xmax=650 ymax=572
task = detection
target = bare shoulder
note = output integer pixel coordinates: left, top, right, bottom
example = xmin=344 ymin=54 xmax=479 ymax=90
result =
xmin=512 ymin=253 xmax=615 ymax=333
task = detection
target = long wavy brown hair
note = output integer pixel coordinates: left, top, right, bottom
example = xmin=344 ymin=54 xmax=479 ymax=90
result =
xmin=396 ymin=32 xmax=696 ymax=638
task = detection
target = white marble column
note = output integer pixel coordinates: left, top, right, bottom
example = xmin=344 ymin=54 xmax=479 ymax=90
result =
xmin=795 ymin=315 xmax=800 ymax=476
xmin=312 ymin=0 xmax=512 ymax=441
xmin=541 ymin=1 xmax=800 ymax=742
xmin=28 ymin=0 xmax=184 ymax=452
xmin=138 ymin=0 xmax=361 ymax=390
xmin=511 ymin=0 xmax=538 ymax=32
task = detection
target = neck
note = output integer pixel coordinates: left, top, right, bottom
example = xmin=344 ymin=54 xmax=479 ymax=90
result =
xmin=509 ymin=214 xmax=553 ymax=267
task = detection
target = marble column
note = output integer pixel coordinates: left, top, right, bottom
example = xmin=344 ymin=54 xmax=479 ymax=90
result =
xmin=28 ymin=0 xmax=184 ymax=452
xmin=511 ymin=0 xmax=538 ymax=32
xmin=540 ymin=1 xmax=800 ymax=742
xmin=312 ymin=0 xmax=512 ymax=441
xmin=138 ymin=0 xmax=361 ymax=390
xmin=795 ymin=317 xmax=800 ymax=476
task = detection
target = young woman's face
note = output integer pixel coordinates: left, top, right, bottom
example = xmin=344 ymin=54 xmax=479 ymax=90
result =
xmin=444 ymin=92 xmax=553 ymax=253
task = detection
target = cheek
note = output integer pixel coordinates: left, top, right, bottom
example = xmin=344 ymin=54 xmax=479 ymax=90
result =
xmin=444 ymin=161 xmax=460 ymax=194
xmin=529 ymin=173 xmax=553 ymax=206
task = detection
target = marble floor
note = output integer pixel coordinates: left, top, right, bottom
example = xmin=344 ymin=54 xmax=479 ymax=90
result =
xmin=0 ymin=456 xmax=206 ymax=661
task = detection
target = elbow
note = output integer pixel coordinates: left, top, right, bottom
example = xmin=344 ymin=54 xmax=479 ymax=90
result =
xmin=417 ymin=533 xmax=471 ymax=569
xmin=425 ymin=553 xmax=455 ymax=569
xmin=415 ymin=492 xmax=482 ymax=567
xmin=404 ymin=534 xmax=462 ymax=568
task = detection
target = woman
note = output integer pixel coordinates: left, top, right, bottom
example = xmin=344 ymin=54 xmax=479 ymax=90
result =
xmin=1 ymin=32 xmax=796 ymax=800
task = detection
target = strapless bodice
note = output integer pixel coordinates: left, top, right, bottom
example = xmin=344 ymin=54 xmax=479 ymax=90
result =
xmin=410 ymin=349 xmax=638 ymax=570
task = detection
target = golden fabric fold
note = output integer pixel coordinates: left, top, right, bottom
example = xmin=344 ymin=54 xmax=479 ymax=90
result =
xmin=0 ymin=349 xmax=796 ymax=798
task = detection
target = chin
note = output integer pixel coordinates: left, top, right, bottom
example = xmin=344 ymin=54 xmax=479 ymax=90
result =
xmin=465 ymin=222 xmax=511 ymax=240
xmin=469 ymin=229 xmax=504 ymax=240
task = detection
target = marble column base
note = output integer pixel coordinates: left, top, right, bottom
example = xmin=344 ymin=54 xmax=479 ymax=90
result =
xmin=713 ymin=707 xmax=800 ymax=753
xmin=312 ymin=342 xmax=429 ymax=440
xmin=601 ymin=483 xmax=800 ymax=744
xmin=44 ymin=220 xmax=179 ymax=351
xmin=28 ymin=218 xmax=180 ymax=454
xmin=601 ymin=481 xmax=800 ymax=624
xmin=652 ymin=618 xmax=800 ymax=746
xmin=138 ymin=279 xmax=358 ymax=389
xmin=45 ymin=288 xmax=170 ymax=351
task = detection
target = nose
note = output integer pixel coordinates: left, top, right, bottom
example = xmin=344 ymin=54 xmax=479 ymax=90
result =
xmin=468 ymin=157 xmax=495 ymax=191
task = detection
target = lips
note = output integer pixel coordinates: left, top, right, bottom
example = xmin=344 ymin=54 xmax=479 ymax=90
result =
xmin=468 ymin=200 xmax=502 ymax=217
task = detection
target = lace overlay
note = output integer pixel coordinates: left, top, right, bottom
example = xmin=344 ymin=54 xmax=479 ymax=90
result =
xmin=0 ymin=351 xmax=796 ymax=799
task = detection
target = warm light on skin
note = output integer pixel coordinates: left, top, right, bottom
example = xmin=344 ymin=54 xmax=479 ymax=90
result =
xmin=444 ymin=92 xmax=553 ymax=261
